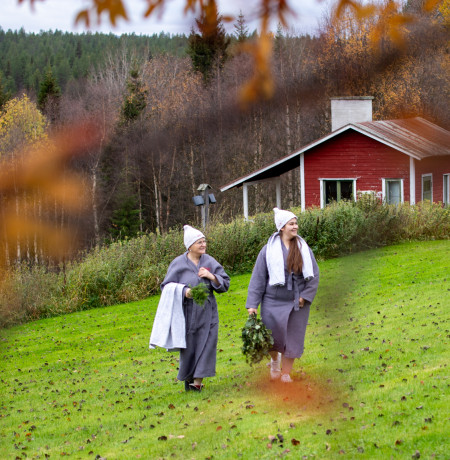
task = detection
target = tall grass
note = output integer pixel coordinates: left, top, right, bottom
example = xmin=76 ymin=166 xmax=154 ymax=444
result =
xmin=0 ymin=199 xmax=448 ymax=327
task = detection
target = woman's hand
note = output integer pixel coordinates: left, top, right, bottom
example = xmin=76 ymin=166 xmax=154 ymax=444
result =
xmin=185 ymin=288 xmax=192 ymax=299
xmin=299 ymin=297 xmax=305 ymax=308
xmin=198 ymin=267 xmax=217 ymax=283
xmin=247 ymin=308 xmax=258 ymax=316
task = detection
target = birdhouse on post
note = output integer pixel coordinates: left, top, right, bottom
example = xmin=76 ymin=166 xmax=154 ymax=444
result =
xmin=192 ymin=184 xmax=216 ymax=229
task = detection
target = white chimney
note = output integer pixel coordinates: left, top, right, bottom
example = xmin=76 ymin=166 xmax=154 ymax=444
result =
xmin=331 ymin=96 xmax=373 ymax=131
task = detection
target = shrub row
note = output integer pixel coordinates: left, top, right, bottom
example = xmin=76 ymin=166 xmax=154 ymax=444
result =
xmin=1 ymin=198 xmax=448 ymax=327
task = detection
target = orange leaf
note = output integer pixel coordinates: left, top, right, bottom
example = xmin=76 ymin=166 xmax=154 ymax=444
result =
xmin=93 ymin=0 xmax=128 ymax=26
xmin=144 ymin=0 xmax=166 ymax=18
xmin=75 ymin=10 xmax=90 ymax=27
xmin=335 ymin=0 xmax=358 ymax=18
xmin=423 ymin=0 xmax=443 ymax=12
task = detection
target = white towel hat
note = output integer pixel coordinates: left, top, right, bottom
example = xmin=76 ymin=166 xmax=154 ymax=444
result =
xmin=273 ymin=207 xmax=297 ymax=231
xmin=183 ymin=225 xmax=205 ymax=249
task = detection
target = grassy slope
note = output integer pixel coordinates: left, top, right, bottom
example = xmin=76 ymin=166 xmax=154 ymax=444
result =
xmin=0 ymin=240 xmax=448 ymax=459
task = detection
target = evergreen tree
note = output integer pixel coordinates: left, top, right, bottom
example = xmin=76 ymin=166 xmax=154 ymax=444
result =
xmin=274 ymin=22 xmax=285 ymax=55
xmin=234 ymin=10 xmax=249 ymax=43
xmin=37 ymin=67 xmax=61 ymax=123
xmin=56 ymin=58 xmax=72 ymax=90
xmin=104 ymin=63 xmax=148 ymax=240
xmin=75 ymin=39 xmax=83 ymax=59
xmin=120 ymin=63 xmax=148 ymax=126
xmin=109 ymin=191 xmax=142 ymax=240
xmin=0 ymin=76 xmax=11 ymax=111
xmin=187 ymin=4 xmax=230 ymax=82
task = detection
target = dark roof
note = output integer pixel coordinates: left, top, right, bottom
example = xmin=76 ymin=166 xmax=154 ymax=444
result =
xmin=220 ymin=117 xmax=450 ymax=192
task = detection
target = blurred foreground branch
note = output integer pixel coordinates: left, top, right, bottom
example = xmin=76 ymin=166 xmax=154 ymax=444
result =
xmin=0 ymin=122 xmax=102 ymax=269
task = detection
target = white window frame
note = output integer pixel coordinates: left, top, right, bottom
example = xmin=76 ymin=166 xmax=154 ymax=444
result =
xmin=382 ymin=178 xmax=404 ymax=205
xmin=319 ymin=178 xmax=357 ymax=208
xmin=443 ymin=174 xmax=450 ymax=207
xmin=422 ymin=174 xmax=433 ymax=202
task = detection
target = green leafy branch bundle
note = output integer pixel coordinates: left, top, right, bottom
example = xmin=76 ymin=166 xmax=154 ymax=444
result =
xmin=241 ymin=313 xmax=274 ymax=365
xmin=189 ymin=282 xmax=209 ymax=307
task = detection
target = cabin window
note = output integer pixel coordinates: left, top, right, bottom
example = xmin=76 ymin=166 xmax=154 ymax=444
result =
xmin=422 ymin=174 xmax=432 ymax=201
xmin=321 ymin=179 xmax=355 ymax=206
xmin=444 ymin=175 xmax=449 ymax=207
xmin=384 ymin=179 xmax=403 ymax=205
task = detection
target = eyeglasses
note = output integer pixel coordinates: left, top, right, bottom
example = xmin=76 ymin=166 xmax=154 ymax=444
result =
xmin=194 ymin=239 xmax=207 ymax=245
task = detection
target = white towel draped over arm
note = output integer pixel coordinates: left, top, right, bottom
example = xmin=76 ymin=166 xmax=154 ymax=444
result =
xmin=149 ymin=282 xmax=186 ymax=351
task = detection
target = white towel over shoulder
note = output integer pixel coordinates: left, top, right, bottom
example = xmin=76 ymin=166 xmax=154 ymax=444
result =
xmin=149 ymin=282 xmax=186 ymax=351
xmin=266 ymin=233 xmax=314 ymax=286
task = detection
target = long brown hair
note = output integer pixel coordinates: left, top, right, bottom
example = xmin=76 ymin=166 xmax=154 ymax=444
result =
xmin=287 ymin=237 xmax=303 ymax=274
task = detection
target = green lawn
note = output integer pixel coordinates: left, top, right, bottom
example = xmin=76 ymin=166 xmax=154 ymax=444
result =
xmin=1 ymin=240 xmax=449 ymax=459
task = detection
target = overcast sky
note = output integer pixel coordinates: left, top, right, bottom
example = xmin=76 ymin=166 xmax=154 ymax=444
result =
xmin=1 ymin=0 xmax=326 ymax=36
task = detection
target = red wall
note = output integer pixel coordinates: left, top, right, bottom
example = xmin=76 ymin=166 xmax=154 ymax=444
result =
xmin=414 ymin=156 xmax=450 ymax=204
xmin=304 ymin=130 xmax=410 ymax=207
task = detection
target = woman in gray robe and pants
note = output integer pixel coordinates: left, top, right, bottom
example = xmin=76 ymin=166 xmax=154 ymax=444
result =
xmin=246 ymin=208 xmax=319 ymax=383
xmin=161 ymin=225 xmax=230 ymax=391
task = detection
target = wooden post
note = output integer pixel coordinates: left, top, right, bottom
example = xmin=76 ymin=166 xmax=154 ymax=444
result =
xmin=203 ymin=187 xmax=209 ymax=228
xmin=197 ymin=184 xmax=211 ymax=229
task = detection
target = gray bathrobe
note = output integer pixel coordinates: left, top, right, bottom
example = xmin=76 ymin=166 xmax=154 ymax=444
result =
xmin=246 ymin=243 xmax=319 ymax=358
xmin=161 ymin=252 xmax=230 ymax=381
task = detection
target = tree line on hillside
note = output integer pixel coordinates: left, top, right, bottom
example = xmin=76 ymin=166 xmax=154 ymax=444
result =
xmin=0 ymin=28 xmax=189 ymax=95
xmin=0 ymin=1 xmax=448 ymax=268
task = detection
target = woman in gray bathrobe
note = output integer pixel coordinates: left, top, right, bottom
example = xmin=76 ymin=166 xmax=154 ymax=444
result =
xmin=246 ymin=208 xmax=319 ymax=383
xmin=161 ymin=225 xmax=230 ymax=391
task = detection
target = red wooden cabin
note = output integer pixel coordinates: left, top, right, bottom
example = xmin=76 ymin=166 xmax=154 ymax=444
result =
xmin=221 ymin=97 xmax=450 ymax=217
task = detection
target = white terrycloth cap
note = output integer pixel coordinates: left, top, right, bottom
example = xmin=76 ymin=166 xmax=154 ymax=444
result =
xmin=183 ymin=225 xmax=205 ymax=249
xmin=273 ymin=207 xmax=297 ymax=231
